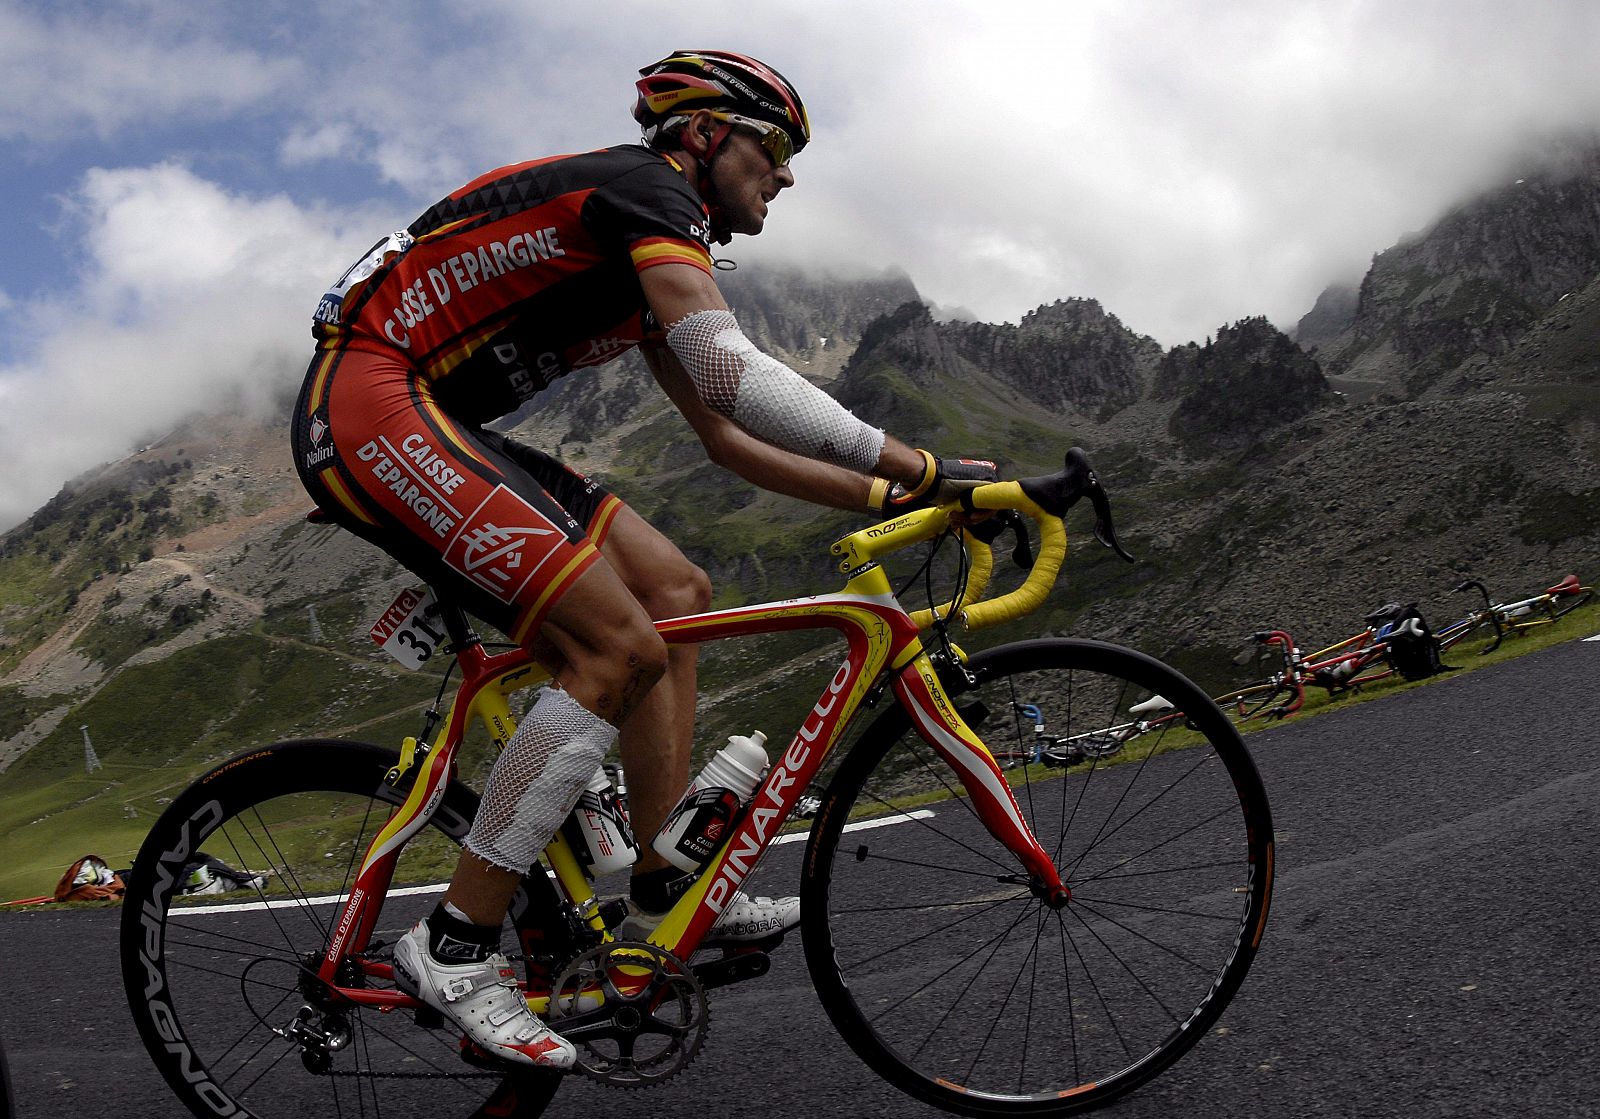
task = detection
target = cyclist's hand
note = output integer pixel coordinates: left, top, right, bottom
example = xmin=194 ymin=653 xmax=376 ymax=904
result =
xmin=868 ymin=451 xmax=998 ymax=517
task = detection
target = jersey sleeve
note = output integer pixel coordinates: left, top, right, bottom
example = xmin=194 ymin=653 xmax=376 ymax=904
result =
xmin=585 ymin=154 xmax=716 ymax=277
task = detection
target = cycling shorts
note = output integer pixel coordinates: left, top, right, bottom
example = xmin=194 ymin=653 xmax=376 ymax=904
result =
xmin=291 ymin=344 xmax=624 ymax=645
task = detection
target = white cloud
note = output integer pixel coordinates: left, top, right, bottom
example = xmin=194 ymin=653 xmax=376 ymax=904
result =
xmin=280 ymin=124 xmax=361 ymax=167
xmin=4 ymin=0 xmax=1600 ymax=530
xmin=0 ymin=164 xmax=384 ymax=530
xmin=0 ymin=3 xmax=298 ymax=142
xmin=734 ymin=0 xmax=1600 ymax=340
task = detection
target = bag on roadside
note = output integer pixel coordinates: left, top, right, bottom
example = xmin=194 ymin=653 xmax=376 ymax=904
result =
xmin=53 ymin=854 xmax=125 ymax=903
xmin=1364 ymin=602 xmax=1453 ymax=681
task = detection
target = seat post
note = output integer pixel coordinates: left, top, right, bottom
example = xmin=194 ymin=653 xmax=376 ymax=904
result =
xmin=429 ymin=592 xmax=480 ymax=652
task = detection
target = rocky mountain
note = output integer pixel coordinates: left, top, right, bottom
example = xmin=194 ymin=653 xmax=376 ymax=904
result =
xmin=3 ymin=144 xmax=1599 ymax=895
xmin=1156 ymin=316 xmax=1332 ymax=449
xmin=1302 ymin=140 xmax=1600 ymax=395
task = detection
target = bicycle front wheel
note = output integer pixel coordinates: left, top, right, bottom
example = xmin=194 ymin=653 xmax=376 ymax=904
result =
xmin=119 ymin=739 xmax=565 ymax=1119
xmin=802 ymin=639 xmax=1274 ymax=1116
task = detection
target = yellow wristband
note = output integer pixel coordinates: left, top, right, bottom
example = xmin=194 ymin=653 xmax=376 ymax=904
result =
xmin=866 ymin=477 xmax=892 ymax=514
xmin=904 ymin=449 xmax=938 ymax=499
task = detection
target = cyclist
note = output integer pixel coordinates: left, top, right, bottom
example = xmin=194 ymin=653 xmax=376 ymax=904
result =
xmin=290 ymin=49 xmax=996 ymax=1068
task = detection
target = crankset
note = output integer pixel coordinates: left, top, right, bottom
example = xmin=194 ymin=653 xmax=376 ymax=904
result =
xmin=547 ymin=939 xmax=709 ymax=1087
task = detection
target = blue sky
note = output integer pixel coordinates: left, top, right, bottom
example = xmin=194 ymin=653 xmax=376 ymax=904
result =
xmin=3 ymin=0 xmax=1599 ymax=529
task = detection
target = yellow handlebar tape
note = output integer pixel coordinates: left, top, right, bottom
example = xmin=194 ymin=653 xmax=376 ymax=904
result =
xmin=958 ymin=483 xmax=1068 ymax=632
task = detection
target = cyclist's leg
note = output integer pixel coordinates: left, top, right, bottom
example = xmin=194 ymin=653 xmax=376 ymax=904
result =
xmin=296 ymin=348 xmax=669 ymax=1064
xmin=492 ymin=443 xmax=798 ymax=938
xmin=479 ymin=437 xmax=708 ymax=868
xmin=589 ymin=506 xmax=707 ymax=866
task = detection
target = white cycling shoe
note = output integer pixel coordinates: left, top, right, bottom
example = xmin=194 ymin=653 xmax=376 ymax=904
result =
xmin=392 ymin=920 xmax=576 ymax=1070
xmin=616 ymin=893 xmax=800 ymax=943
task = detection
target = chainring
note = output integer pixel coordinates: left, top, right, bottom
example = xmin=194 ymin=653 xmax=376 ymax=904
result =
xmin=546 ymin=939 xmax=709 ymax=1087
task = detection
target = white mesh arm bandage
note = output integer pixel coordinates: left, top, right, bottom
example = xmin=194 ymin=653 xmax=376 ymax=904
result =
xmin=666 ymin=310 xmax=886 ymax=473
xmin=466 ymin=687 xmax=618 ymax=873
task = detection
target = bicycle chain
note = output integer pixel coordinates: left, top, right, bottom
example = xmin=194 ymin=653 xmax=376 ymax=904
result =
xmin=285 ymin=933 xmax=753 ymax=1086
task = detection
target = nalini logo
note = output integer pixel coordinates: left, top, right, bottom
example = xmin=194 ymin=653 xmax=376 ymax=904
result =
xmin=303 ymin=415 xmax=335 ymax=469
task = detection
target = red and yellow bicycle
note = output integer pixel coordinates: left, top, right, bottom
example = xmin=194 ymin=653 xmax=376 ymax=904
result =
xmin=119 ymin=449 xmax=1274 ymax=1118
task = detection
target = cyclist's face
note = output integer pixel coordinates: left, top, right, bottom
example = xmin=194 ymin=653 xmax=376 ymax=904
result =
xmin=713 ymin=126 xmax=795 ymax=236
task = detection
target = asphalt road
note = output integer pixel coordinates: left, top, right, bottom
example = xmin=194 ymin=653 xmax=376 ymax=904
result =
xmin=2 ymin=633 xmax=1596 ymax=1119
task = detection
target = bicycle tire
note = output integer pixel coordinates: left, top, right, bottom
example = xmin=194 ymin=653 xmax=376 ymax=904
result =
xmin=119 ymin=739 xmax=566 ymax=1119
xmin=801 ymin=638 xmax=1274 ymax=1116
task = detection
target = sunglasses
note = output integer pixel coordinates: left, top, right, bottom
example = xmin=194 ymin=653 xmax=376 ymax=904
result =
xmin=714 ymin=112 xmax=796 ymax=167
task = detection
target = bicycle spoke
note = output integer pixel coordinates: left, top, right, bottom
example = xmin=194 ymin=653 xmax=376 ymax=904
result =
xmin=846 ymin=889 xmax=1031 ymax=973
xmin=959 ymin=905 xmax=1047 ymax=1085
xmin=884 ymin=900 xmax=1037 ymax=1059
xmin=840 ymin=845 xmax=1027 ymax=884
xmin=856 ymin=782 xmax=1018 ymax=876
xmin=1073 ymin=802 xmax=1242 ymax=889
xmin=1064 ymin=903 xmax=1186 ymax=1027
xmin=122 ymin=741 xmax=562 ymax=1119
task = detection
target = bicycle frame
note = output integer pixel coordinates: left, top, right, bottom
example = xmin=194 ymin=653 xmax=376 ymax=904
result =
xmin=1491 ymin=576 xmax=1593 ymax=632
xmin=1218 ymin=622 xmax=1394 ymax=723
xmin=314 ymin=506 xmax=1066 ymax=1007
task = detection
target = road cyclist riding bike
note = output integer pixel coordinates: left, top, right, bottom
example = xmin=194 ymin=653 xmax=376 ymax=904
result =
xmin=120 ymin=50 xmax=1277 ymax=1117
xmin=120 ymin=447 xmax=1275 ymax=1117
xmin=286 ymin=49 xmax=1005 ymax=1069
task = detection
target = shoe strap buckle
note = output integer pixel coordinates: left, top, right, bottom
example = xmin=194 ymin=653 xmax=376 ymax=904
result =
xmin=440 ymin=976 xmax=477 ymax=1002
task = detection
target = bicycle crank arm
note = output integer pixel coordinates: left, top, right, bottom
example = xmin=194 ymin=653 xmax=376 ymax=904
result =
xmin=691 ymin=948 xmax=772 ymax=991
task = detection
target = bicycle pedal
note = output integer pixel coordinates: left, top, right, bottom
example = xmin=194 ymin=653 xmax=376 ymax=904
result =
xmin=414 ymin=1005 xmax=444 ymax=1029
xmin=458 ymin=1038 xmax=502 ymax=1069
xmin=692 ymin=948 xmax=771 ymax=990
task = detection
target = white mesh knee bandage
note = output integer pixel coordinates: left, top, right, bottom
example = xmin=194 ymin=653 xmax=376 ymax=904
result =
xmin=466 ymin=687 xmax=619 ymax=873
xmin=666 ymin=310 xmax=886 ymax=473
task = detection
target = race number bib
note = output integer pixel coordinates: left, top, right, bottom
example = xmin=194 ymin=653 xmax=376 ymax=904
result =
xmin=370 ymin=586 xmax=444 ymax=670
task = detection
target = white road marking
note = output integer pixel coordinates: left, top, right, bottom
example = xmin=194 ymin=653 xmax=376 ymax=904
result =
xmin=175 ymin=809 xmax=937 ymax=917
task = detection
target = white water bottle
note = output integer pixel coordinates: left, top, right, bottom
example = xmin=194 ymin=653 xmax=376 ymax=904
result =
xmin=564 ymin=764 xmax=638 ymax=876
xmin=652 ymin=731 xmax=768 ymax=873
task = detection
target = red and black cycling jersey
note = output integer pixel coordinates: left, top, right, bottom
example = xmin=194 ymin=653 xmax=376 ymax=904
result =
xmin=308 ymin=145 xmax=715 ymax=425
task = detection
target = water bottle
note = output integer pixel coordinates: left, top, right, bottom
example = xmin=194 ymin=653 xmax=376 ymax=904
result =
xmin=652 ymin=731 xmax=769 ymax=873
xmin=563 ymin=764 xmax=638 ymax=876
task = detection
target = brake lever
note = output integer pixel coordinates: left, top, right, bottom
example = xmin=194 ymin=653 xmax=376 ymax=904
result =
xmin=1088 ymin=483 xmax=1136 ymax=564
xmin=1063 ymin=448 xmax=1135 ymax=564
xmin=966 ymin=509 xmax=1035 ymax=569
xmin=1011 ymin=522 xmax=1036 ymax=570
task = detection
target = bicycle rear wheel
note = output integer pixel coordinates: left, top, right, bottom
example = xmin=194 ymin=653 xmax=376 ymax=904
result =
xmin=802 ymin=638 xmax=1273 ymax=1116
xmin=119 ymin=739 xmax=566 ymax=1119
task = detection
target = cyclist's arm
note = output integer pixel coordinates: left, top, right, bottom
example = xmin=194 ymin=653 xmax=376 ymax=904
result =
xmin=643 ymin=343 xmax=879 ymax=512
xmin=638 ymin=262 xmax=928 ymax=487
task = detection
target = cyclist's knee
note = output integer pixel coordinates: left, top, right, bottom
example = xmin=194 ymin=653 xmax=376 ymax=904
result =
xmin=635 ymin=560 xmax=712 ymax=620
xmin=588 ymin=630 xmax=668 ymax=717
xmin=565 ymin=623 xmax=669 ymax=724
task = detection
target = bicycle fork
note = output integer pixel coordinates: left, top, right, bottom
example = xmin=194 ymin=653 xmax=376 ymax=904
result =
xmin=895 ymin=652 xmax=1071 ymax=906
